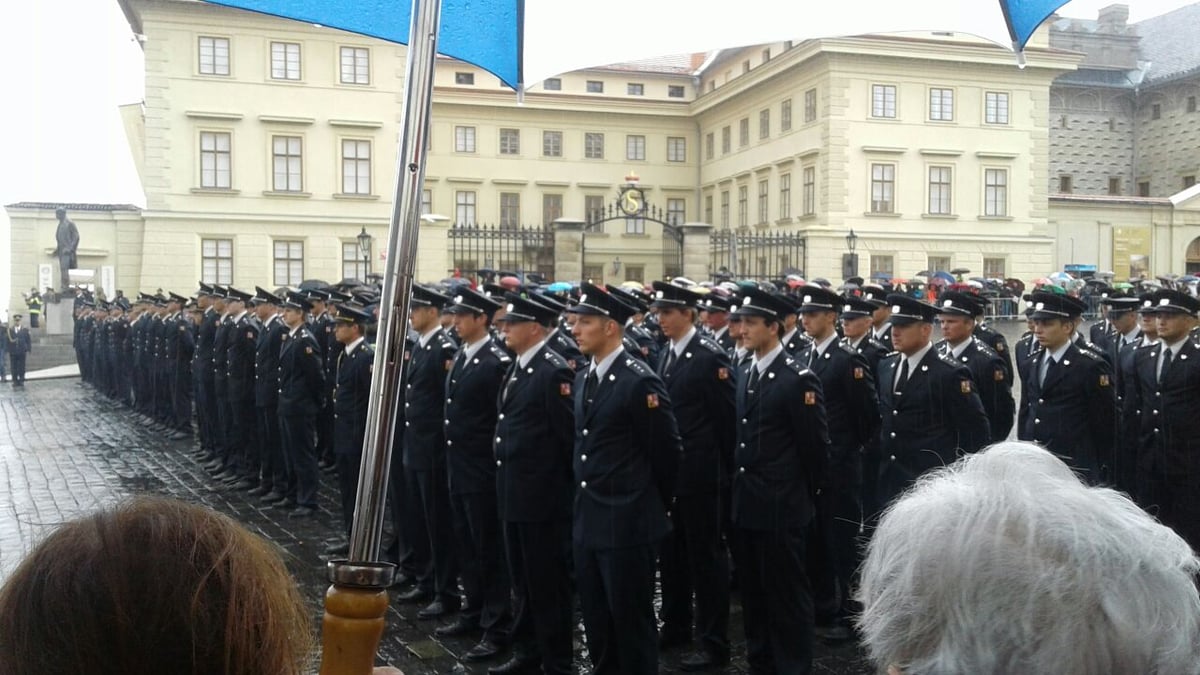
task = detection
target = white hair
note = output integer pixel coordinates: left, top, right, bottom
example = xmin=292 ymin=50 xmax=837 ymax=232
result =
xmin=856 ymin=441 xmax=1200 ymax=675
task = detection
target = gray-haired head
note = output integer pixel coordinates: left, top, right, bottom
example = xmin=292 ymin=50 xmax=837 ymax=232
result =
xmin=856 ymin=441 xmax=1200 ymax=675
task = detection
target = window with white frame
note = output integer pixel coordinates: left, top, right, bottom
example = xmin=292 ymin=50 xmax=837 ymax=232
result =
xmin=543 ymin=193 xmax=562 ymax=226
xmin=759 ymin=109 xmax=770 ymax=139
xmin=704 ymin=194 xmax=713 ymax=224
xmin=585 ymin=195 xmax=604 ymax=222
xmin=983 ymin=257 xmax=1006 ymax=278
xmin=804 ymin=88 xmax=817 ymax=123
xmin=738 ymin=185 xmax=748 ymax=227
xmin=871 ymin=84 xmax=897 ymax=118
xmin=984 ymin=168 xmax=1008 ymax=216
xmin=870 ymin=163 xmax=895 ymax=213
xmin=627 ymin=83 xmax=644 ymax=96
xmin=929 ymin=87 xmax=954 ymax=121
xmin=720 ymin=190 xmax=730 ymax=228
xmin=270 ymin=42 xmax=300 ymax=80
xmin=666 ymin=198 xmax=685 ymax=226
xmin=985 ymin=91 xmax=1009 ymax=124
xmin=721 ymin=126 xmax=731 ymax=154
xmin=421 ymin=189 xmax=432 ymax=215
xmin=455 ymin=72 xmax=474 ymax=85
xmin=668 ymin=85 xmax=685 ymax=98
xmin=870 ymin=254 xmax=894 ymax=279
xmin=271 ymin=136 xmax=303 ymax=192
xmin=341 ymin=139 xmax=371 ymax=195
xmin=781 ymin=98 xmax=793 ymax=131
xmin=586 ymin=80 xmax=603 ymax=93
xmin=273 ymin=241 xmax=304 ymax=286
xmin=625 ymin=216 xmax=645 ymax=234
xmin=928 ymin=166 xmax=952 ymax=214
xmin=500 ymin=192 xmax=520 ymax=228
xmin=626 ymin=135 xmax=645 ymax=161
xmin=802 ymin=166 xmax=815 ymax=216
xmin=928 ymin=255 xmax=952 ymax=273
xmin=454 ymin=126 xmax=476 ymax=153
xmin=739 ymin=118 xmax=749 ymax=147
xmin=455 ymin=190 xmax=477 ymax=225
xmin=201 ymin=238 xmax=233 ymax=284
xmin=198 ymin=36 xmax=230 ymax=75
xmin=543 ymin=130 xmax=562 ymax=157
xmin=705 ymin=132 xmax=714 ymax=159
xmin=199 ymin=131 xmax=231 ymax=189
xmin=543 ymin=78 xmax=561 ymax=91
xmin=339 ymin=46 xmax=369 ymax=84
xmin=585 ymin=132 xmax=604 ymax=159
xmin=499 ymin=128 xmax=520 ymax=155
xmin=342 ymin=242 xmax=369 ymax=280
xmin=757 ymin=179 xmax=769 ymax=223
xmin=667 ymin=136 xmax=686 ymax=162
xmin=779 ymin=174 xmax=791 ymax=219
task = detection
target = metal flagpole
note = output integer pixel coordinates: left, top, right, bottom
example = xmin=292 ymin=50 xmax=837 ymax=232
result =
xmin=319 ymin=0 xmax=442 ymax=672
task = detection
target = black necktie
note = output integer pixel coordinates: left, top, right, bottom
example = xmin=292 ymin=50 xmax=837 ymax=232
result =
xmin=747 ymin=365 xmax=761 ymax=394
xmin=1040 ymin=356 xmax=1057 ymax=387
xmin=450 ymin=350 xmax=466 ymax=382
xmin=502 ymin=361 xmax=518 ymax=403
xmin=1160 ymin=348 xmax=1173 ymax=383
xmin=663 ymin=349 xmax=678 ymax=376
xmin=584 ymin=369 xmax=599 ymax=411
xmin=894 ymin=358 xmax=909 ymax=394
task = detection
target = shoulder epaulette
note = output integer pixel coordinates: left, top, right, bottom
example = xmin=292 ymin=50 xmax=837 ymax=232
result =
xmin=624 ymin=357 xmax=653 ymax=377
xmin=697 ymin=336 xmax=724 ymax=354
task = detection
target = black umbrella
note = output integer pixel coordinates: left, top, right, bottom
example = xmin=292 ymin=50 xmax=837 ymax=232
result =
xmin=298 ymin=279 xmax=331 ymax=290
xmin=336 ymin=277 xmax=365 ymax=288
xmin=951 ymin=267 xmax=971 ymax=275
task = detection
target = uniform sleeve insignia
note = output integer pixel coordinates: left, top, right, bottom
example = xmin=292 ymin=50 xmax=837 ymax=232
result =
xmin=641 ymin=346 xmax=649 ymax=356
xmin=560 ymin=382 xmax=572 ymax=396
xmin=403 ymin=350 xmax=411 ymax=361
xmin=1099 ymin=374 xmax=1110 ymax=387
xmin=804 ymin=390 xmax=816 ymax=405
xmin=961 ymin=380 xmax=972 ymax=393
xmin=567 ymin=359 xmax=577 ymax=369
xmin=445 ymin=359 xmax=453 ymax=371
xmin=853 ymin=367 xmax=864 ymax=380
xmin=247 ymin=331 xmax=254 ymax=339
xmin=995 ymin=342 xmax=1005 ymax=352
xmin=305 ymin=346 xmax=313 ymax=355
xmin=646 ymin=393 xmax=659 ymax=409
xmin=994 ymin=369 xmax=1005 ymax=382
xmin=717 ymin=367 xmax=729 ymax=380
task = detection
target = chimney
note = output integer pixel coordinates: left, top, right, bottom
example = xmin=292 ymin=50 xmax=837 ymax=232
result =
xmin=1097 ymin=4 xmax=1129 ymax=32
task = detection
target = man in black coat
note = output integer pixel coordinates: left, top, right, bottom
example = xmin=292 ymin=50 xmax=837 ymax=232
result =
xmin=490 ymin=294 xmax=576 ymax=675
xmin=876 ymin=294 xmax=991 ymax=509
xmin=1019 ymin=292 xmax=1116 ymax=485
xmin=568 ymin=283 xmax=681 ymax=675
xmin=220 ymin=288 xmax=260 ymax=489
xmin=329 ymin=303 xmax=375 ymax=547
xmin=251 ymin=288 xmax=289 ymax=502
xmin=839 ymin=296 xmax=891 ymax=518
xmin=528 ymin=291 xmax=585 ymax=372
xmin=194 ymin=284 xmax=220 ymax=460
xmin=730 ymin=287 xmax=830 ymax=675
xmin=936 ymin=292 xmax=1015 ymax=442
xmin=971 ymin=300 xmax=1014 ymax=382
xmin=702 ymin=294 xmax=736 ymax=353
xmin=1100 ymin=291 xmax=1144 ymax=494
xmin=277 ymin=292 xmax=325 ymax=517
xmin=208 ymin=291 xmax=235 ymax=477
xmin=796 ymin=286 xmax=879 ymax=643
xmin=650 ymin=281 xmax=736 ymax=670
xmin=5 ymin=315 xmax=31 ymax=387
xmin=862 ymin=286 xmax=894 ymax=352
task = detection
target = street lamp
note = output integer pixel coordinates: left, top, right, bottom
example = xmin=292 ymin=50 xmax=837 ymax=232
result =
xmin=843 ymin=229 xmax=859 ymax=280
xmin=846 ymin=228 xmax=858 ymax=253
xmin=357 ymin=226 xmax=372 ymax=279
xmin=611 ymin=256 xmax=622 ymax=276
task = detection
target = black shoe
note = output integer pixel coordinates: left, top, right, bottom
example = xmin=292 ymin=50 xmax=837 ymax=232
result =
xmin=416 ymin=599 xmax=457 ymax=619
xmin=389 ymin=573 xmax=416 ymax=589
xmin=168 ymin=430 xmax=189 ymax=441
xmin=233 ymin=478 xmax=258 ymax=491
xmin=658 ymin=630 xmax=691 ymax=650
xmin=324 ymin=541 xmax=350 ymax=556
xmin=434 ymin=615 xmax=478 ymax=637
xmin=247 ymin=484 xmax=273 ymax=497
xmin=678 ymin=649 xmax=730 ymax=671
xmin=262 ymin=491 xmax=288 ymax=504
xmin=814 ymin=623 xmax=854 ymax=644
xmin=488 ymin=653 xmax=540 ymax=675
xmin=221 ymin=473 xmax=245 ymax=485
xmin=396 ymin=586 xmax=433 ymax=604
xmin=288 ymin=505 xmax=317 ymax=519
xmin=463 ymin=639 xmax=503 ymax=661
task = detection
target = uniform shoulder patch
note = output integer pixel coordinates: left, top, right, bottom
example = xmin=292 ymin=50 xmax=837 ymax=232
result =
xmin=804 ymin=390 xmax=817 ymax=405
xmin=961 ymin=379 xmax=973 ymax=394
xmin=625 ymin=358 xmax=653 ymax=377
xmin=543 ymin=350 xmax=569 ymax=370
xmin=1076 ymin=348 xmax=1103 ymax=362
xmin=560 ymin=382 xmax=572 ymax=396
xmin=853 ymin=366 xmax=865 ymax=380
xmin=993 ymin=368 xmax=1005 ymax=382
xmin=698 ymin=336 xmax=725 ymax=354
xmin=646 ymin=392 xmax=659 ymax=409
xmin=1099 ymin=374 xmax=1111 ymax=387
xmin=717 ymin=367 xmax=730 ymax=380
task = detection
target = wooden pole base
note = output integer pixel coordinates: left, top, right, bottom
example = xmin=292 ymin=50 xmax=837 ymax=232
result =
xmin=319 ymin=583 xmax=390 ymax=675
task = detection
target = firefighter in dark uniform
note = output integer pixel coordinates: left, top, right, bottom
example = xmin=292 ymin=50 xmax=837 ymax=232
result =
xmin=1100 ymin=291 xmax=1144 ymax=494
xmin=876 ymin=294 xmax=991 ymax=509
xmin=607 ymin=284 xmax=659 ymax=365
xmin=528 ymin=292 xmax=586 ymax=372
xmin=172 ymin=294 xmax=195 ymax=438
xmin=490 ymin=293 xmax=576 ymax=675
xmin=220 ymin=288 xmax=259 ymax=488
xmin=251 ymin=288 xmax=289 ymax=502
xmin=702 ymin=294 xmax=736 ymax=353
xmin=194 ymin=284 xmax=220 ymax=461
xmin=306 ymin=289 xmax=337 ymax=470
xmin=795 ymin=286 xmax=879 ymax=643
xmin=1019 ymin=291 xmax=1116 ymax=485
xmin=776 ymin=293 xmax=813 ymax=355
xmin=396 ymin=284 xmax=461 ymax=619
xmin=1089 ymin=287 xmax=1116 ymax=352
xmin=649 ymin=281 xmax=735 ymax=670
xmin=567 ymin=283 xmax=681 ymax=675
xmin=971 ymin=299 xmax=1014 ymax=382
xmin=277 ymin=291 xmax=325 ymax=517
xmin=935 ymin=291 xmax=1015 ymax=442
xmin=1129 ymin=290 xmax=1200 ymax=550
xmin=209 ymin=288 xmax=235 ymax=478
xmin=839 ymin=296 xmax=890 ymax=518
xmin=729 ymin=287 xmax=830 ymax=675
xmin=862 ymin=286 xmax=894 ymax=351
xmin=327 ymin=303 xmax=375 ymax=549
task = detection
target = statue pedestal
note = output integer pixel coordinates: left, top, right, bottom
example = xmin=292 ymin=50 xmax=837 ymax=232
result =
xmin=45 ymin=301 xmax=75 ymax=336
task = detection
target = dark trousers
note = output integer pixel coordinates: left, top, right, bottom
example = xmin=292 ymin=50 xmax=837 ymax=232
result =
xmin=733 ymin=525 xmax=814 ymax=675
xmin=384 ymin=440 xmax=420 ymax=577
xmin=281 ymin=414 xmax=318 ymax=508
xmin=574 ymin=541 xmax=658 ymax=675
xmin=335 ymin=451 xmax=362 ymax=539
xmin=155 ymin=364 xmax=172 ymax=421
xmin=1138 ymin=465 xmax=1200 ymax=552
xmin=172 ymin=367 xmax=193 ymax=432
xmin=216 ymin=385 xmax=234 ymax=466
xmin=408 ymin=463 xmax=459 ymax=605
xmin=29 ymin=314 xmax=39 ymax=329
xmin=230 ymin=396 xmax=258 ymax=478
xmin=505 ymin=519 xmax=573 ymax=674
xmin=450 ymin=490 xmax=511 ymax=642
xmin=659 ymin=491 xmax=731 ymax=657
xmin=257 ymin=405 xmax=284 ymax=490
xmin=808 ymin=449 xmax=863 ymax=627
xmin=9 ymin=354 xmax=26 ymax=384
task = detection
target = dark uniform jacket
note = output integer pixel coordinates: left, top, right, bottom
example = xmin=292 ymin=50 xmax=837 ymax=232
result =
xmin=844 ymin=335 xmax=890 ymax=377
xmin=573 ymin=350 xmax=681 ymax=549
xmin=732 ymin=352 xmax=830 ymax=531
xmin=1128 ymin=339 xmax=1200 ymax=485
xmin=226 ymin=313 xmax=259 ymax=401
xmin=5 ymin=325 xmax=31 ymax=354
xmin=494 ymin=343 xmax=575 ymax=522
xmin=711 ymin=326 xmax=735 ymax=354
xmin=548 ymin=326 xmax=585 ymax=372
xmin=333 ymin=339 xmax=374 ymax=454
xmin=937 ymin=338 xmax=1015 ymax=442
xmin=973 ymin=322 xmax=1013 ymax=381
xmin=657 ymin=330 xmax=736 ymax=496
xmin=277 ymin=325 xmax=324 ymax=417
xmin=402 ymin=328 xmax=458 ymax=472
xmin=781 ymin=329 xmax=812 ymax=356
xmin=444 ymin=337 xmax=511 ymax=495
xmin=624 ymin=322 xmax=659 ymax=365
xmin=877 ymin=347 xmax=991 ymax=502
xmin=797 ymin=338 xmax=879 ymax=452
xmin=1089 ymin=319 xmax=1115 ymax=353
xmin=871 ymin=323 xmax=894 ymax=352
xmin=212 ymin=314 xmax=233 ymax=395
xmin=254 ymin=315 xmax=287 ymax=408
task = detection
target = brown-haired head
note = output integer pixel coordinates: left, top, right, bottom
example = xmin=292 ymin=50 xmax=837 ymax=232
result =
xmin=0 ymin=496 xmax=313 ymax=675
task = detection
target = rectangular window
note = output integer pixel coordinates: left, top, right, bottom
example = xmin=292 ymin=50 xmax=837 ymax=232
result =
xmin=341 ymin=139 xmax=371 ymax=195
xmin=759 ymin=109 xmax=770 ymax=139
xmin=779 ymin=173 xmax=791 ymax=219
xmin=739 ymin=118 xmax=750 ymax=147
xmin=983 ymin=257 xmax=1006 ymax=278
xmin=985 ymin=91 xmax=1009 ymax=124
xmin=342 ymin=242 xmax=369 ymax=280
xmin=1108 ymin=177 xmax=1121 ymax=195
xmin=201 ymin=238 xmax=233 ymax=284
xmin=542 ymin=130 xmax=562 ymax=157
xmin=586 ymin=80 xmax=604 ymax=93
xmin=455 ymin=190 xmax=477 ymax=226
xmin=757 ymin=179 xmax=769 ymax=224
xmin=928 ymin=255 xmax=952 ymax=274
xmin=721 ymin=126 xmax=731 ymax=154
xmin=499 ymin=128 xmax=520 ymax=155
xmin=543 ymin=77 xmax=561 ymax=91
xmin=781 ymin=98 xmax=793 ymax=131
xmin=542 ymin=193 xmax=562 ymax=226
xmin=626 ymin=135 xmax=646 ymax=161
xmin=625 ymin=216 xmax=645 ymax=234
xmin=668 ymin=85 xmax=685 ymax=98
xmin=273 ymin=241 xmax=304 ymax=286
xmin=455 ymin=71 xmax=474 ymax=85
xmin=1185 ymin=175 xmax=1197 ymax=189
xmin=705 ymin=132 xmax=714 ymax=160
xmin=1059 ymin=175 xmax=1073 ymax=193
xmin=804 ymin=88 xmax=817 ymax=123
xmin=929 ymin=87 xmax=954 ymax=121
xmin=872 ymin=84 xmax=897 ymax=118
xmin=984 ymin=168 xmax=1008 ymax=216
xmin=582 ymin=264 xmax=604 ymax=282
xmin=1138 ymin=181 xmax=1151 ymax=197
xmin=625 ymin=265 xmax=645 ymax=283
xmin=585 ymin=195 xmax=605 ymax=222
xmin=870 ymin=254 xmax=894 ymax=279
xmin=870 ymin=163 xmax=895 ymax=213
xmin=627 ymin=83 xmax=644 ymax=96
xmin=198 ymin=36 xmax=230 ymax=75
xmin=666 ymin=198 xmax=685 ymax=226
xmin=737 ymin=185 xmax=748 ymax=227
xmin=270 ymin=42 xmax=300 ymax=80
xmin=928 ymin=166 xmax=952 ymax=214
xmin=421 ymin=189 xmax=432 ymax=215
xmin=720 ymin=190 xmax=730 ymax=228
xmin=454 ymin=125 xmax=476 ymax=153
xmin=704 ymin=195 xmax=713 ymax=224
xmin=199 ymin=131 xmax=231 ymax=189
xmin=802 ymin=166 xmax=815 ymax=216
xmin=500 ymin=192 xmax=521 ymax=228
xmin=667 ymin=136 xmax=686 ymax=162
xmin=1151 ymin=103 xmax=1161 ymax=120
xmin=271 ymin=136 xmax=302 ymax=192
xmin=339 ymin=46 xmax=369 ymax=84
xmin=585 ymin=132 xmax=605 ymax=159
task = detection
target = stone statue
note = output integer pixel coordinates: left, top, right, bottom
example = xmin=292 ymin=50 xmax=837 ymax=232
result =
xmin=51 ymin=207 xmax=80 ymax=292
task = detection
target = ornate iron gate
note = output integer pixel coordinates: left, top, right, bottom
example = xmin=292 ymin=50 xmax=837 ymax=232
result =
xmin=448 ymin=223 xmax=555 ymax=283
xmin=710 ymin=229 xmax=807 ymax=281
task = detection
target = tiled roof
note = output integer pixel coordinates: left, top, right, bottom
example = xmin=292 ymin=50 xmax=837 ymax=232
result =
xmin=592 ymin=52 xmax=707 ymax=75
xmin=1136 ymin=3 xmax=1200 ymax=83
xmin=1054 ymin=68 xmax=1142 ymax=88
xmin=1049 ymin=194 xmax=1171 ymax=206
xmin=5 ymin=202 xmax=142 ymax=212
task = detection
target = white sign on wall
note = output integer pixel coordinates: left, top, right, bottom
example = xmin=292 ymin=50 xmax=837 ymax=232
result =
xmin=101 ymin=266 xmax=115 ymax=301
xmin=37 ymin=264 xmax=52 ymax=294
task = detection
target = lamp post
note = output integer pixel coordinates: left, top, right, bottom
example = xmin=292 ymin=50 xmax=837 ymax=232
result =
xmin=357 ymin=226 xmax=372 ymax=279
xmin=843 ymin=228 xmax=859 ymax=280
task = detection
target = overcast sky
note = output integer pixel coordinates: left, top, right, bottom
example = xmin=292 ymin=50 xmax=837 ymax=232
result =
xmin=0 ymin=0 xmax=1195 ymax=313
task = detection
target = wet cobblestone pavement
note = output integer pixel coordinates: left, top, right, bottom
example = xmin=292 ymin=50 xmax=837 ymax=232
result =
xmin=0 ymin=378 xmax=875 ymax=673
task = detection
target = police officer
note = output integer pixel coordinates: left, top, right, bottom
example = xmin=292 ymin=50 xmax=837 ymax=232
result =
xmin=970 ymin=298 xmax=1014 ymax=382
xmin=649 ymin=281 xmax=735 ymax=670
xmin=194 ymin=284 xmax=220 ymax=462
xmin=702 ymin=295 xmax=736 ymax=353
xmin=527 ymin=292 xmax=585 ymax=372
xmin=876 ymin=294 xmax=991 ymax=508
xmin=220 ymin=288 xmax=259 ymax=488
xmin=327 ymin=303 xmax=375 ymax=551
xmin=776 ymin=293 xmax=812 ymax=355
xmin=729 ymin=287 xmax=830 ymax=675
xmin=1102 ymin=290 xmax=1143 ymax=494
xmin=606 ymin=284 xmax=659 ymax=365
xmin=208 ymin=287 xmax=236 ymax=478
xmin=490 ymin=293 xmax=576 ymax=675
xmin=1019 ymin=291 xmax=1116 ymax=485
xmin=251 ymin=288 xmax=289 ymax=502
xmin=5 ymin=315 xmax=31 ymax=387
xmin=277 ymin=291 xmax=325 ymax=517
xmin=568 ymin=282 xmax=681 ymax=675
xmin=862 ymin=286 xmax=894 ymax=351
xmin=935 ymin=291 xmax=1015 ymax=442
